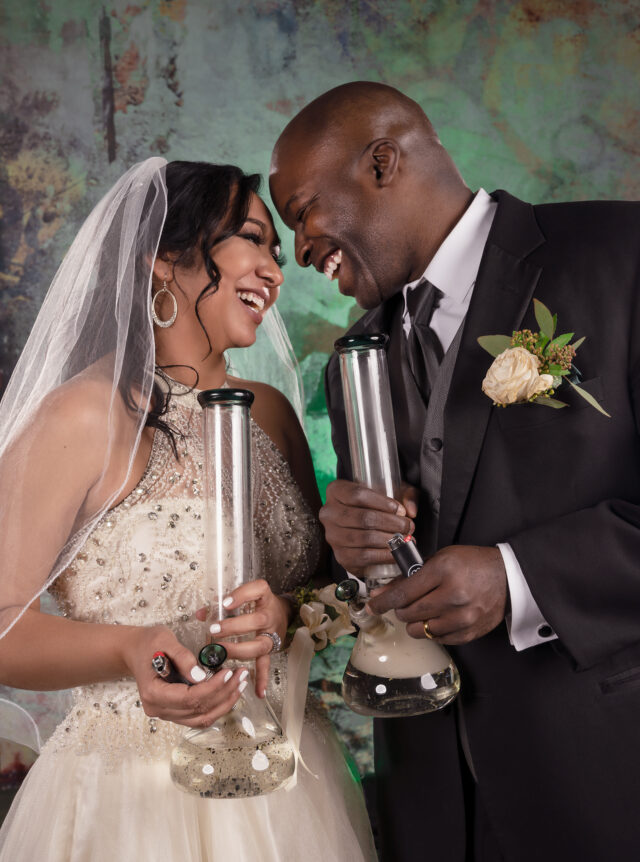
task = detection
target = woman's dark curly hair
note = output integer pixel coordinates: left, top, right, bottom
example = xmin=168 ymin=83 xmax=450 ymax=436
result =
xmin=144 ymin=161 xmax=262 ymax=451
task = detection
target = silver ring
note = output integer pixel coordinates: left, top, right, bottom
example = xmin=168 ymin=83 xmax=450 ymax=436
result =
xmin=258 ymin=631 xmax=282 ymax=653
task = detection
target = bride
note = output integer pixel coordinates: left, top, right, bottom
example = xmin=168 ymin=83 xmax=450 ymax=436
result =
xmin=0 ymin=158 xmax=377 ymax=861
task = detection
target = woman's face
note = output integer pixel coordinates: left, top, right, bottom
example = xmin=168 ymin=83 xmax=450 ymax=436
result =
xmin=175 ymin=193 xmax=284 ymax=353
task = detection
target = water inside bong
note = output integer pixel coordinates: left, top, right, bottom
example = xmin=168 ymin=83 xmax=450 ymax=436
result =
xmin=170 ymin=732 xmax=296 ymax=798
xmin=343 ymin=611 xmax=460 ymax=717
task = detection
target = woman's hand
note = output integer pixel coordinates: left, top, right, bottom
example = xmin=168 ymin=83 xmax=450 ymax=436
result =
xmin=204 ymin=579 xmax=292 ymax=699
xmin=119 ymin=624 xmax=248 ymax=728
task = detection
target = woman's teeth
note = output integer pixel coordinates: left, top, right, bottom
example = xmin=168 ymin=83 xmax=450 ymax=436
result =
xmin=323 ymin=249 xmax=342 ymax=280
xmin=238 ymin=291 xmax=265 ymax=312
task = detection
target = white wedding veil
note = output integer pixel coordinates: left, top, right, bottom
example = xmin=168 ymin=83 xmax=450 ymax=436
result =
xmin=227 ymin=310 xmax=305 ymax=425
xmin=0 ymin=157 xmax=167 ymax=642
xmin=0 ymin=157 xmax=304 ymax=746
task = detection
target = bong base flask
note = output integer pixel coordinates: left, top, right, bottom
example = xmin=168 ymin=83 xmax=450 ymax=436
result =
xmin=170 ymin=673 xmax=295 ymax=797
xmin=342 ymin=611 xmax=460 ymax=718
xmin=170 ymin=389 xmax=295 ymax=798
xmin=337 ymin=574 xmax=459 ymax=718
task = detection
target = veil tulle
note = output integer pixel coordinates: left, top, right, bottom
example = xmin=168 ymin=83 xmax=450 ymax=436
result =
xmin=227 ymin=306 xmax=305 ymax=426
xmin=0 ymin=157 xmax=304 ymax=747
xmin=0 ymin=157 xmax=167 ymax=643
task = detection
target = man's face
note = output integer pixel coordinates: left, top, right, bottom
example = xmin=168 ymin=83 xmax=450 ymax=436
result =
xmin=270 ymin=135 xmax=409 ymax=310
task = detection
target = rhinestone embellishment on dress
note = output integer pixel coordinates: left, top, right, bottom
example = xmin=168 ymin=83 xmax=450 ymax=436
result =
xmin=46 ymin=378 xmax=321 ymax=763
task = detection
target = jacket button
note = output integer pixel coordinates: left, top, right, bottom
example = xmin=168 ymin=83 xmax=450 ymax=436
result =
xmin=429 ymin=437 xmax=443 ymax=451
xmin=537 ymin=624 xmax=554 ymax=639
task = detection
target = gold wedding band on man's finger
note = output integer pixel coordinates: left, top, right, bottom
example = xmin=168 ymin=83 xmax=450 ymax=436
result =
xmin=423 ymin=620 xmax=435 ymax=640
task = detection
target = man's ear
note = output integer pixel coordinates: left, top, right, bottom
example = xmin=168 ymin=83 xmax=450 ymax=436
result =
xmin=360 ymin=139 xmax=400 ymax=187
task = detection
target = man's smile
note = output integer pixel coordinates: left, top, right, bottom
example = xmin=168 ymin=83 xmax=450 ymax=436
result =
xmin=322 ymin=248 xmax=342 ymax=280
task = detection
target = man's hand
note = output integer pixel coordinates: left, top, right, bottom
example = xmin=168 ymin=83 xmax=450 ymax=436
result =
xmin=320 ymin=479 xmax=418 ymax=576
xmin=367 ymin=545 xmax=508 ymax=645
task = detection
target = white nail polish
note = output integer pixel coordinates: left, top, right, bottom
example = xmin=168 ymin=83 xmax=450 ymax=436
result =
xmin=261 ymin=688 xmax=267 ymax=699
xmin=190 ymin=665 xmax=206 ymax=682
xmin=238 ymin=680 xmax=248 ymax=693
xmin=223 ymin=670 xmax=233 ymax=683
xmin=239 ymin=669 xmax=249 ymax=682
xmin=209 ymin=623 xmax=221 ymax=634
xmin=222 ymin=597 xmax=233 ymax=608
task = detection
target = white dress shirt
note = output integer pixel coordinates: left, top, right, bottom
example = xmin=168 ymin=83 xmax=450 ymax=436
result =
xmin=403 ymin=189 xmax=557 ymax=651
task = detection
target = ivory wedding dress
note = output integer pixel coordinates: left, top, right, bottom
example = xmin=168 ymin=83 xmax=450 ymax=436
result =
xmin=0 ymin=381 xmax=377 ymax=862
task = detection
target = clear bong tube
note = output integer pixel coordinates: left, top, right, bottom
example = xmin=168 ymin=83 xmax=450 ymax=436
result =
xmin=170 ymin=389 xmax=296 ymax=797
xmin=334 ymin=334 xmax=460 ymax=718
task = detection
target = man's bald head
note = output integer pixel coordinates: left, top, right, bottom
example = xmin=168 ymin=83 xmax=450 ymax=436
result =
xmin=272 ymin=82 xmax=439 ymax=165
xmin=270 ymin=82 xmax=471 ymax=309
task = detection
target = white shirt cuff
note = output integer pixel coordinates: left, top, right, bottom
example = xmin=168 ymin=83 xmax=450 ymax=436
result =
xmin=498 ymin=543 xmax=558 ymax=651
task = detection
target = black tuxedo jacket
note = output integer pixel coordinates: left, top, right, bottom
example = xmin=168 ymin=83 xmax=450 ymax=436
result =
xmin=325 ymin=191 xmax=640 ymax=861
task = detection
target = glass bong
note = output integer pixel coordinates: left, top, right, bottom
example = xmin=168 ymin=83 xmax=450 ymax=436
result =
xmin=334 ymin=334 xmax=460 ymax=718
xmin=170 ymin=389 xmax=296 ymax=797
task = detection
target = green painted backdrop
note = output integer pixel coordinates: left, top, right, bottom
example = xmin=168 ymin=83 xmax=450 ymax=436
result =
xmin=0 ymin=0 xmax=638 ymax=776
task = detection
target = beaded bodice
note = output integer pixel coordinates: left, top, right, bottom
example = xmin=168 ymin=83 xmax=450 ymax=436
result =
xmin=47 ymin=381 xmax=321 ymax=760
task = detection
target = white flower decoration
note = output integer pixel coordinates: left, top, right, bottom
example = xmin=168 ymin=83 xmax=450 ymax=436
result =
xmin=299 ymin=586 xmax=355 ymax=651
xmin=482 ymin=347 xmax=554 ymax=406
xmin=299 ymin=602 xmax=331 ymax=650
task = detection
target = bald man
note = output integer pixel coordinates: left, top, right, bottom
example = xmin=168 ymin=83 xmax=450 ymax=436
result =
xmin=270 ymin=82 xmax=640 ymax=862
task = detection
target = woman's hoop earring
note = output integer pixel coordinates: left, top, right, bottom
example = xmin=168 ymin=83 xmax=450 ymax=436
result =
xmin=152 ymin=280 xmax=177 ymax=328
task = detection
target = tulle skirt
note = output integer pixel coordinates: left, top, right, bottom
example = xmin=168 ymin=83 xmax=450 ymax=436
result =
xmin=0 ymin=719 xmax=377 ymax=862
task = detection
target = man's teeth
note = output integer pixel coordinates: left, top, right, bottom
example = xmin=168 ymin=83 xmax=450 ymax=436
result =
xmin=323 ymin=249 xmax=342 ymax=280
xmin=238 ymin=291 xmax=265 ymax=311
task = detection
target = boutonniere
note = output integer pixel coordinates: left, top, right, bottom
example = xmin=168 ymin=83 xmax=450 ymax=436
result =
xmin=477 ymin=299 xmax=609 ymax=416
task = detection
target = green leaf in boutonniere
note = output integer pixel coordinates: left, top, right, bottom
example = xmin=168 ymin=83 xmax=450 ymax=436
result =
xmin=533 ymin=396 xmax=567 ymax=409
xmin=548 ymin=332 xmax=574 ymax=350
xmin=547 ymin=364 xmax=569 ymax=377
xmin=566 ymin=378 xmax=611 ymax=417
xmin=534 ymin=298 xmax=556 ymax=339
xmin=477 ymin=335 xmax=513 ymax=357
xmin=537 ymin=333 xmax=550 ymax=353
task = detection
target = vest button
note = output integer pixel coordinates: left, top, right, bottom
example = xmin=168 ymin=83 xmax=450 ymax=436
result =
xmin=429 ymin=437 xmax=443 ymax=451
xmin=537 ymin=624 xmax=554 ymax=639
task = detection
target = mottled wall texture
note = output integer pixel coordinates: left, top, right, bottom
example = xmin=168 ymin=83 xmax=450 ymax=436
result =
xmin=1 ymin=0 xmax=639 ymax=497
xmin=0 ymin=0 xmax=638 ymax=775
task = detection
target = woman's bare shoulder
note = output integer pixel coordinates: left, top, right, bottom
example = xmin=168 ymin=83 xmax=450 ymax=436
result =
xmin=22 ymin=366 xmax=139 ymax=472
xmin=42 ymin=374 xmax=124 ymax=439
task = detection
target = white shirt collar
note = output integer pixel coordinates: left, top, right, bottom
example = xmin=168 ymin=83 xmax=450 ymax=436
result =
xmin=404 ymin=188 xmax=497 ymax=304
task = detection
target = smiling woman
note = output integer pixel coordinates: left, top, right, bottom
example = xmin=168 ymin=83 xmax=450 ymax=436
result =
xmin=0 ymin=159 xmax=376 ymax=862
xmin=151 ymin=163 xmax=284 ymax=382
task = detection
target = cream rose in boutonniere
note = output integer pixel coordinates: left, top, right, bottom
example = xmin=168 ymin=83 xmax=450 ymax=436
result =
xmin=478 ymin=299 xmax=610 ymax=416
xmin=482 ymin=347 xmax=554 ymax=405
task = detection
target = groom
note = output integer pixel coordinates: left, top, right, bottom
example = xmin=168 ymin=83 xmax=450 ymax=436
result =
xmin=270 ymin=82 xmax=640 ymax=861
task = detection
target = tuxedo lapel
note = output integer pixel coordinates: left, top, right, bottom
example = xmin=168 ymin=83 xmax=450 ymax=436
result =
xmin=438 ymin=191 xmax=546 ymax=548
